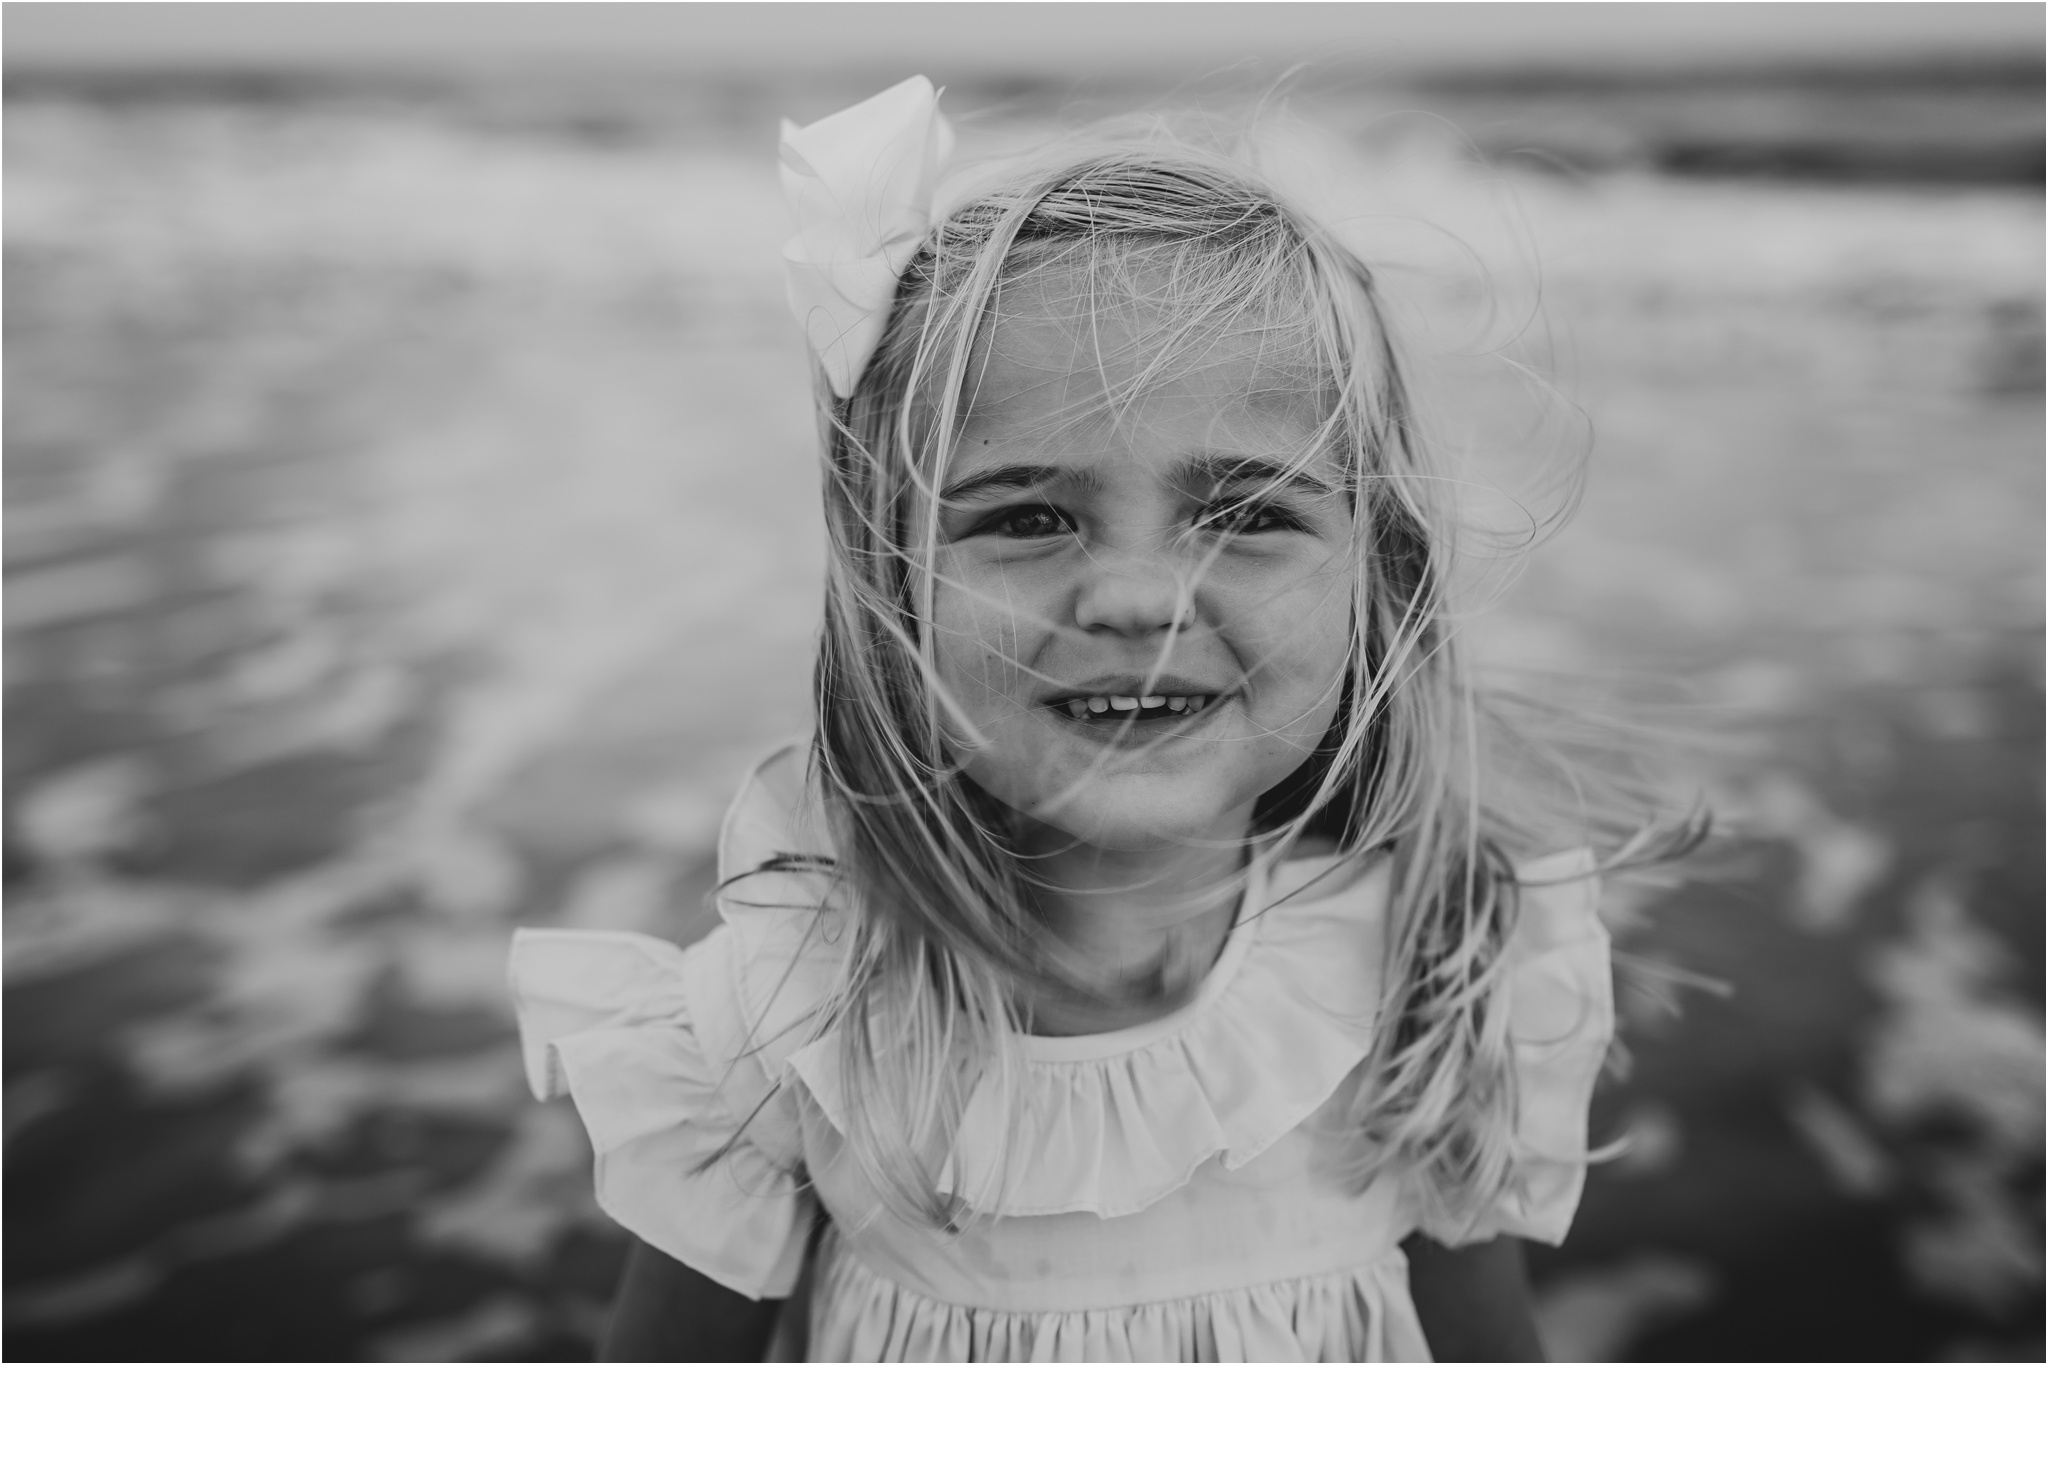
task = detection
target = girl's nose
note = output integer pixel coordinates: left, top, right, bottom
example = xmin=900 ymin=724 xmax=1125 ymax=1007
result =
xmin=1073 ymin=548 xmax=1196 ymax=637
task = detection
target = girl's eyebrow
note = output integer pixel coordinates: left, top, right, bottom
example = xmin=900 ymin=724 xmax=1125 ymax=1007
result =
xmin=940 ymin=455 xmax=1334 ymax=503
xmin=940 ymin=463 xmax=1059 ymax=502
xmin=1184 ymin=454 xmax=1337 ymax=497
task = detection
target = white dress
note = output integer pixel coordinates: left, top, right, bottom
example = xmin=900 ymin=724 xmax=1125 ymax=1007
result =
xmin=508 ymin=744 xmax=1613 ymax=1362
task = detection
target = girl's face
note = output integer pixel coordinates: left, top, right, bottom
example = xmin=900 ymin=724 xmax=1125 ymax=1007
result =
xmin=931 ymin=265 xmax=1356 ymax=854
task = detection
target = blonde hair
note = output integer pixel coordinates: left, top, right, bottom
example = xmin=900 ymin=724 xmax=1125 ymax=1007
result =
xmin=769 ymin=126 xmax=1701 ymax=1234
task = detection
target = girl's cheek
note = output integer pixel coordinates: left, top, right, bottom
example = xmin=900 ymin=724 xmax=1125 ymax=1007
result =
xmin=1220 ymin=554 xmax=1351 ymax=651
xmin=934 ymin=567 xmax=1052 ymax=701
xmin=1279 ymin=552 xmax=1355 ymax=633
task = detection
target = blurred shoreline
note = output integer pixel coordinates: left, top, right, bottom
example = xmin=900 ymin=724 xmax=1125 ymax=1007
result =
xmin=9 ymin=56 xmax=2042 ymax=185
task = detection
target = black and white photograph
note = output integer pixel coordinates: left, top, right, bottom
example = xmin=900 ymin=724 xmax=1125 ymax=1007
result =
xmin=4 ymin=0 xmax=2041 ymax=1380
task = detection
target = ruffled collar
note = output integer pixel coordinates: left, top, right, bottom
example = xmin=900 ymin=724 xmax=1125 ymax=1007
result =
xmin=719 ymin=743 xmax=1399 ymax=1220
xmin=949 ymin=850 xmax=1392 ymax=1217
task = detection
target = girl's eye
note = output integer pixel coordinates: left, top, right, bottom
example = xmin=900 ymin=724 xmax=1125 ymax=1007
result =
xmin=982 ymin=503 xmax=1074 ymax=540
xmin=1197 ymin=495 xmax=1306 ymax=535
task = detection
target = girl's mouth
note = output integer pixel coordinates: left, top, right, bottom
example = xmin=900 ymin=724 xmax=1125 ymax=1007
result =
xmin=1053 ymin=692 xmax=1212 ymax=724
xmin=1039 ymin=690 xmax=1227 ymax=741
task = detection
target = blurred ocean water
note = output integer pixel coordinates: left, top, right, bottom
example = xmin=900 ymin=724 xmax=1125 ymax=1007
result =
xmin=5 ymin=70 xmax=2041 ymax=1360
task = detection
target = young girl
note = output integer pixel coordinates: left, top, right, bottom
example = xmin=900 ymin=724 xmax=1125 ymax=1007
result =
xmin=510 ymin=78 xmax=1696 ymax=1362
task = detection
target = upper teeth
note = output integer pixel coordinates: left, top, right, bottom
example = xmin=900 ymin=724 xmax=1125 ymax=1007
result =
xmin=1063 ymin=694 xmax=1209 ymax=719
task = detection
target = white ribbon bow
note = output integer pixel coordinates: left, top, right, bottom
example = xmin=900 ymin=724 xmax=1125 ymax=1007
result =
xmin=779 ymin=76 xmax=955 ymax=398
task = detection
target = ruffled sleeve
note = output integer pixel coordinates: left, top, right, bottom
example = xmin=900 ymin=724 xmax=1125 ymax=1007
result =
xmin=508 ymin=924 xmax=818 ymax=1300
xmin=1422 ymin=848 xmax=1614 ymax=1248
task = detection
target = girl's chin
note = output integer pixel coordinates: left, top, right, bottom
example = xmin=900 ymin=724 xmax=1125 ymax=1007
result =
xmin=1015 ymin=785 xmax=1254 ymax=853
xmin=958 ymin=717 xmax=1312 ymax=851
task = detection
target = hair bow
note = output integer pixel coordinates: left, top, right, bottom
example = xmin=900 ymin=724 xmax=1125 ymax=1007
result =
xmin=779 ymin=76 xmax=955 ymax=398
